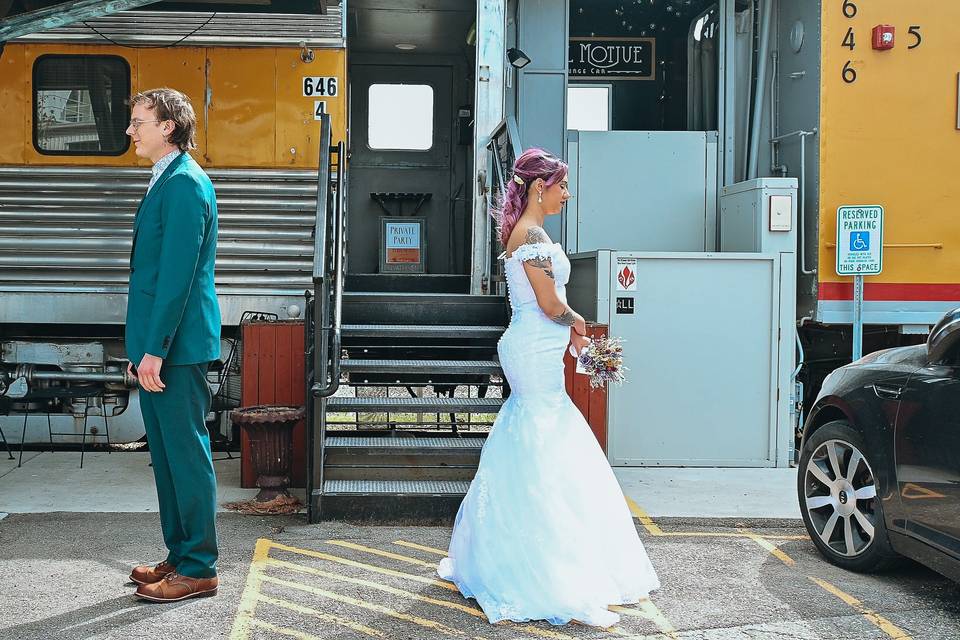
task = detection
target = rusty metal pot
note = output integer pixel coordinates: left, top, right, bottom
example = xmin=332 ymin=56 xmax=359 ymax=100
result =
xmin=231 ymin=405 xmax=305 ymax=502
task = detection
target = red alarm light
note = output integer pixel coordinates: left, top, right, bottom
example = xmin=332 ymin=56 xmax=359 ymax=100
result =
xmin=872 ymin=25 xmax=895 ymax=50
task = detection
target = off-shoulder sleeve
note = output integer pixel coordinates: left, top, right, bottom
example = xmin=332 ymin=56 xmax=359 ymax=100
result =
xmin=510 ymin=242 xmax=554 ymax=263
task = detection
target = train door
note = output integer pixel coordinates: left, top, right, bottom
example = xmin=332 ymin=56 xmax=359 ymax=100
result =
xmin=344 ymin=0 xmax=477 ymax=293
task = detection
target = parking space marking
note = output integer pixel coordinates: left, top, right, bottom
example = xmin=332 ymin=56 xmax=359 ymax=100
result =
xmin=739 ymin=529 xmax=797 ymax=567
xmin=247 ymin=618 xmax=326 ymax=639
xmin=626 ymin=498 xmax=665 ymax=536
xmin=271 ymin=540 xmax=458 ymax=590
xmin=257 ymin=593 xmax=386 ymax=637
xmin=231 ymin=537 xmax=271 ymax=640
xmin=611 ymin=601 xmax=679 ymax=639
xmin=625 ymin=497 xmax=808 ymax=541
xmin=394 ymin=539 xmax=449 ymax=556
xmin=265 ymin=557 xmax=485 ymax=617
xmin=266 ymin=555 xmax=591 ymax=640
xmin=260 ymin=573 xmax=476 ymax=637
xmin=809 ymin=577 xmax=913 ymax=640
xmin=736 ymin=527 xmax=914 ymax=640
xmin=326 ymin=539 xmax=439 ymax=568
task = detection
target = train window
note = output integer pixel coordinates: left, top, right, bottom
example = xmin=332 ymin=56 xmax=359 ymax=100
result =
xmin=567 ymin=85 xmax=611 ymax=131
xmin=33 ymin=55 xmax=130 ymax=155
xmin=368 ymin=84 xmax=434 ymax=151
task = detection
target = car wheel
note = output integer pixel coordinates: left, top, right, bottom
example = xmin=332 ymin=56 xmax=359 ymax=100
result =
xmin=798 ymin=419 xmax=899 ymax=572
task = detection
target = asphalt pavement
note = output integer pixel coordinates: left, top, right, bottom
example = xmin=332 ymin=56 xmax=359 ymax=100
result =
xmin=1 ymin=511 xmax=958 ymax=640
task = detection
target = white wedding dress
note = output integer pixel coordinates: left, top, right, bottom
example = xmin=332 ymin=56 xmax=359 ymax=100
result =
xmin=438 ymin=241 xmax=660 ymax=627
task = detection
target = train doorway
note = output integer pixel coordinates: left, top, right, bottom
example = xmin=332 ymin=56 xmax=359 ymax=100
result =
xmin=345 ymin=0 xmax=477 ymax=293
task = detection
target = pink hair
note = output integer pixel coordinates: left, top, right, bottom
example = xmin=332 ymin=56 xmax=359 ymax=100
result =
xmin=493 ymin=147 xmax=568 ymax=247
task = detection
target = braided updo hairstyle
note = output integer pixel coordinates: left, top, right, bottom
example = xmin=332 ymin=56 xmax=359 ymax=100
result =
xmin=493 ymin=147 xmax=568 ymax=247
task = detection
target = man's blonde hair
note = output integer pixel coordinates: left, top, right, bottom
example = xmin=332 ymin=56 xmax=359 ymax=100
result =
xmin=131 ymin=88 xmax=197 ymax=152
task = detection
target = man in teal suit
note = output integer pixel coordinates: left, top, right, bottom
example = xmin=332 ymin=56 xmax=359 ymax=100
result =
xmin=123 ymin=88 xmax=221 ymax=602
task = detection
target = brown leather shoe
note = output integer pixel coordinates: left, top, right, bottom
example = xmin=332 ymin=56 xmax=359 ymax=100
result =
xmin=129 ymin=560 xmax=176 ymax=585
xmin=135 ymin=572 xmax=218 ymax=602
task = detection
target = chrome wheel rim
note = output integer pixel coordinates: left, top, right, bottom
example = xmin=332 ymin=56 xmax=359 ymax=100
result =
xmin=803 ymin=439 xmax=879 ymax=557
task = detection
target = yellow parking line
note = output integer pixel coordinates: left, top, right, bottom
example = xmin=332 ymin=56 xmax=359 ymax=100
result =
xmin=611 ymin=600 xmax=679 ymax=639
xmin=624 ymin=499 xmax=808 ymax=541
xmin=260 ymin=573 xmax=470 ymax=637
xmin=326 ymin=539 xmax=439 ymax=568
xmin=229 ymin=537 xmax=272 ymax=640
xmin=263 ymin=557 xmax=580 ymax=640
xmin=739 ymin=529 xmax=796 ymax=567
xmin=394 ymin=539 xmax=449 ymax=556
xmin=625 ymin=498 xmax=665 ymax=536
xmin=270 ymin=540 xmax=458 ymax=591
xmin=257 ymin=593 xmax=385 ymax=637
xmin=740 ymin=529 xmax=913 ymax=640
xmin=809 ymin=577 xmax=913 ymax=640
xmin=247 ymin=618 xmax=326 ymax=639
xmin=265 ymin=557 xmax=484 ymax=617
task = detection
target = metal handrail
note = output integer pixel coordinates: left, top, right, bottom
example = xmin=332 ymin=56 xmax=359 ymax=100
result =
xmin=311 ymin=139 xmax=345 ymax=399
xmin=482 ymin=115 xmax=522 ymax=292
xmin=312 ymin=115 xmax=333 ymax=282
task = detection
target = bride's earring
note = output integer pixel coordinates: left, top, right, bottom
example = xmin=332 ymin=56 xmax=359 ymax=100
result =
xmin=537 ymin=190 xmax=543 ymax=204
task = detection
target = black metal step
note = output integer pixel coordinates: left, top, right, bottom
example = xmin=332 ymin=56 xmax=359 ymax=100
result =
xmin=325 ymin=435 xmax=485 ymax=452
xmin=315 ymin=480 xmax=470 ymax=523
xmin=324 ymin=479 xmax=470 ymax=494
xmin=326 ymin=397 xmax=503 ymax=413
xmin=323 ymin=436 xmax=485 ymax=482
xmin=342 ymin=292 xmax=507 ymax=326
xmin=342 ymin=324 xmax=505 ymax=339
xmin=346 ymin=274 xmax=470 ymax=293
xmin=340 ymin=359 xmax=502 ymax=375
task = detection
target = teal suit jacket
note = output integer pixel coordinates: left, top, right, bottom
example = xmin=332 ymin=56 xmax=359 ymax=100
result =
xmin=125 ymin=152 xmax=221 ymax=366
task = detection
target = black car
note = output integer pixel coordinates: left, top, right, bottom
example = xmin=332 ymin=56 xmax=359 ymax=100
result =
xmin=798 ymin=308 xmax=960 ymax=582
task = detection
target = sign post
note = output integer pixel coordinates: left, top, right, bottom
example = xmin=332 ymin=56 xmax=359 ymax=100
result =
xmin=836 ymin=205 xmax=884 ymax=361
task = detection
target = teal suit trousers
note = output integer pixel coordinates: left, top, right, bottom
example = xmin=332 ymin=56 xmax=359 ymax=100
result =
xmin=139 ymin=363 xmax=219 ymax=578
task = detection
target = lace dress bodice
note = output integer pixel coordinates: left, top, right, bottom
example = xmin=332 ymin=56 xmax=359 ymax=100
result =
xmin=503 ymin=241 xmax=571 ymax=312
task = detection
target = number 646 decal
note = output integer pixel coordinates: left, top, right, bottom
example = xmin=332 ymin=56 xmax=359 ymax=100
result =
xmin=303 ymin=76 xmax=339 ymax=97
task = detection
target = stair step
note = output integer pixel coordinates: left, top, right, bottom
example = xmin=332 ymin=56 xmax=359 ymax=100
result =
xmin=342 ymin=324 xmax=505 ymax=339
xmin=340 ymin=359 xmax=501 ymax=374
xmin=323 ymin=479 xmax=471 ymax=495
xmin=325 ymin=436 xmax=485 ymax=449
xmin=323 ymin=436 xmax=484 ymax=481
xmin=326 ymin=397 xmax=503 ymax=413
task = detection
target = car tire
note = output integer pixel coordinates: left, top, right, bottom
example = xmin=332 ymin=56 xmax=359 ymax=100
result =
xmin=798 ymin=419 xmax=899 ymax=572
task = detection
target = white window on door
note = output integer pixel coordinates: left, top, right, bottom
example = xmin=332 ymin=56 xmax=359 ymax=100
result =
xmin=567 ymin=85 xmax=611 ymax=131
xmin=368 ymin=84 xmax=434 ymax=150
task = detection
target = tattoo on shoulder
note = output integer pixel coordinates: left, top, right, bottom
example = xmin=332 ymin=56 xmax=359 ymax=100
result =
xmin=524 ymin=226 xmax=551 ymax=245
xmin=553 ymin=308 xmax=576 ymax=326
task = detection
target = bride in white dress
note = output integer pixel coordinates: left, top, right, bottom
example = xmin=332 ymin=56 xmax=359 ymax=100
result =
xmin=438 ymin=148 xmax=660 ymax=627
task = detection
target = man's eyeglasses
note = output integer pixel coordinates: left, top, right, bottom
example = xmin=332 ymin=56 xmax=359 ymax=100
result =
xmin=127 ymin=119 xmax=162 ymax=132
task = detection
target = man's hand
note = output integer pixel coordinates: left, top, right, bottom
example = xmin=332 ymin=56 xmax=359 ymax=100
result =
xmin=137 ymin=353 xmax=166 ymax=392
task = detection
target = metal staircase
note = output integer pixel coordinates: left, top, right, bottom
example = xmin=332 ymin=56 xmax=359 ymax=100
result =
xmin=305 ymin=114 xmax=511 ymax=524
xmin=316 ymin=295 xmax=506 ymax=523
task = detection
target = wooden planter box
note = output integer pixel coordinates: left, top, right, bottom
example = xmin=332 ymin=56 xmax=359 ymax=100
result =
xmin=239 ymin=321 xmax=307 ymax=488
xmin=562 ymin=322 xmax=609 ymax=453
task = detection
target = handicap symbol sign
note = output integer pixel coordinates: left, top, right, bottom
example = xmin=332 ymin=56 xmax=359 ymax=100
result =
xmin=836 ymin=205 xmax=883 ymax=276
xmin=850 ymin=232 xmax=870 ymax=252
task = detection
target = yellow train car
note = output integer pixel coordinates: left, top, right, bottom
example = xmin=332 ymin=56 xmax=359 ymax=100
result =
xmin=0 ymin=10 xmax=347 ymax=443
xmin=772 ymin=0 xmax=960 ymax=409
xmin=813 ymin=0 xmax=960 ymax=324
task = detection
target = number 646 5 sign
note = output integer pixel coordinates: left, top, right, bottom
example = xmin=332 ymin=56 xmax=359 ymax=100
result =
xmin=303 ymin=76 xmax=339 ymax=97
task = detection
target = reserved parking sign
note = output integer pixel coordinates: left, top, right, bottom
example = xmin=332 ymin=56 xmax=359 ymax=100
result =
xmin=836 ymin=205 xmax=884 ymax=275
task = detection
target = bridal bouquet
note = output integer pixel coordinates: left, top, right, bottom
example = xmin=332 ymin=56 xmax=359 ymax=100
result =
xmin=572 ymin=335 xmax=627 ymax=389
